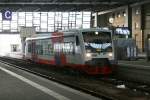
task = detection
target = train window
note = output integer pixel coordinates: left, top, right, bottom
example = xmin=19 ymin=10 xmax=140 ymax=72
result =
xmin=63 ymin=42 xmax=74 ymax=54
xmin=76 ymin=36 xmax=80 ymax=46
xmin=83 ymin=31 xmax=112 ymax=54
xmin=28 ymin=44 xmax=31 ymax=53
xmin=36 ymin=45 xmax=43 ymax=55
xmin=48 ymin=44 xmax=54 ymax=55
xmin=43 ymin=41 xmax=48 ymax=55
xmin=53 ymin=42 xmax=74 ymax=54
xmin=43 ymin=43 xmax=54 ymax=56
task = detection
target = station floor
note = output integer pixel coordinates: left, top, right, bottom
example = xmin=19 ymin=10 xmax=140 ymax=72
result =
xmin=0 ymin=62 xmax=101 ymax=100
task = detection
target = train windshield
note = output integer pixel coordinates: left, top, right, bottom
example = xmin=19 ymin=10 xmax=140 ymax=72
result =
xmin=82 ymin=31 xmax=112 ymax=53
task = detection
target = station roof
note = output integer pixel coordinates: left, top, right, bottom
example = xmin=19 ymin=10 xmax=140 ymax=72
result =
xmin=0 ymin=0 xmax=148 ymax=12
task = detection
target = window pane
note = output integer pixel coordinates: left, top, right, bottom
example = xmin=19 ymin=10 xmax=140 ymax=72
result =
xmin=11 ymin=22 xmax=17 ymax=29
xmin=41 ymin=23 xmax=47 ymax=28
xmin=12 ymin=12 xmax=18 ymax=20
xmin=18 ymin=12 xmax=25 ymax=26
xmin=33 ymin=19 xmax=40 ymax=26
xmin=35 ymin=26 xmax=40 ymax=31
xmin=18 ymin=19 xmax=25 ymax=26
xmin=19 ymin=12 xmax=25 ymax=17
xmin=0 ymin=11 xmax=91 ymax=32
xmin=33 ymin=12 xmax=40 ymax=17
xmin=0 ymin=13 xmax=2 ymax=20
xmin=0 ymin=21 xmax=2 ymax=29
xmin=3 ymin=21 xmax=10 ymax=30
xmin=48 ymin=26 xmax=54 ymax=32
xmin=26 ymin=23 xmax=32 ymax=27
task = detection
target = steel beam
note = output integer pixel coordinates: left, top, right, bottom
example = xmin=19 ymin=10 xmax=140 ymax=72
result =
xmin=0 ymin=2 xmax=119 ymax=5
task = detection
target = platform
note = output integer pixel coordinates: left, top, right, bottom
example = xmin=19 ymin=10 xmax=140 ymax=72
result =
xmin=117 ymin=59 xmax=150 ymax=84
xmin=118 ymin=59 xmax=150 ymax=67
xmin=0 ymin=62 xmax=101 ymax=100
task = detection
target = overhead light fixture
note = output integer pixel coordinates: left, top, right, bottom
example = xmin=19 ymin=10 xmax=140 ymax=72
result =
xmin=118 ymin=14 xmax=121 ymax=18
xmin=95 ymin=31 xmax=99 ymax=35
xmin=123 ymin=11 xmax=126 ymax=16
xmin=109 ymin=17 xmax=114 ymax=24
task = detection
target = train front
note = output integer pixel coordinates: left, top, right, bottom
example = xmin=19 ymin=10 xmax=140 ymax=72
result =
xmin=82 ymin=29 xmax=114 ymax=75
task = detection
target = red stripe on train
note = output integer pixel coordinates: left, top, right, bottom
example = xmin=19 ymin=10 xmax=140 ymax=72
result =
xmin=37 ymin=59 xmax=55 ymax=65
xmin=34 ymin=58 xmax=112 ymax=75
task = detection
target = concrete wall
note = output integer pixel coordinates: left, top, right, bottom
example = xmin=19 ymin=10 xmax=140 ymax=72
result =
xmin=0 ymin=34 xmax=22 ymax=56
xmin=97 ymin=14 xmax=109 ymax=27
xmin=91 ymin=3 xmax=150 ymax=53
xmin=111 ymin=9 xmax=128 ymax=27
xmin=91 ymin=7 xmax=129 ymax=28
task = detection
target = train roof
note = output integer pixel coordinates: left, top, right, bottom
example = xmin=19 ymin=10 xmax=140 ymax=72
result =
xmin=59 ymin=28 xmax=112 ymax=33
xmin=26 ymin=28 xmax=112 ymax=41
xmin=26 ymin=33 xmax=75 ymax=41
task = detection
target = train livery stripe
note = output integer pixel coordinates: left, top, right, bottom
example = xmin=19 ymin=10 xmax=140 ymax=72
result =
xmin=37 ymin=58 xmax=55 ymax=65
xmin=36 ymin=58 xmax=112 ymax=75
xmin=60 ymin=54 xmax=67 ymax=64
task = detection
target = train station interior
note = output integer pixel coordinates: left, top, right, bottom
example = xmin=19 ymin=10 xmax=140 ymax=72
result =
xmin=0 ymin=0 xmax=150 ymax=100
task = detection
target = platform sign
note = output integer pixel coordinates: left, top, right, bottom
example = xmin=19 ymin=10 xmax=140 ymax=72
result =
xmin=115 ymin=27 xmax=130 ymax=35
xmin=2 ymin=10 xmax=12 ymax=20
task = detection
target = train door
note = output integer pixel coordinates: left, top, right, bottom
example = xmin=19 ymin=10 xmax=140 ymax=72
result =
xmin=31 ymin=40 xmax=38 ymax=61
xmin=52 ymin=32 xmax=66 ymax=65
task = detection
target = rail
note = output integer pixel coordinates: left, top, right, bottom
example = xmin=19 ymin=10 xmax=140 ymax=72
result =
xmin=0 ymin=57 xmax=149 ymax=100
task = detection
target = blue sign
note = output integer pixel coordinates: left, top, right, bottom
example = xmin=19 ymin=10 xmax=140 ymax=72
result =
xmin=2 ymin=10 xmax=12 ymax=20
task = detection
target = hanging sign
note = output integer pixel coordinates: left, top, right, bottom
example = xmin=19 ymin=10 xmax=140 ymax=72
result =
xmin=2 ymin=10 xmax=12 ymax=20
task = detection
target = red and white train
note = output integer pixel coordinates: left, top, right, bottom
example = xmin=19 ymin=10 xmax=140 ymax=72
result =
xmin=25 ymin=28 xmax=115 ymax=75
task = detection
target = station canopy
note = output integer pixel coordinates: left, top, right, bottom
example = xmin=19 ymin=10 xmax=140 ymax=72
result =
xmin=0 ymin=0 xmax=147 ymax=12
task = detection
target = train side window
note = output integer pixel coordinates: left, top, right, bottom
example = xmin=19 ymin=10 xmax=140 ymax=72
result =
xmin=28 ymin=44 xmax=31 ymax=53
xmin=76 ymin=36 xmax=80 ymax=46
xmin=36 ymin=45 xmax=43 ymax=55
xmin=40 ymin=45 xmax=43 ymax=55
xmin=48 ymin=44 xmax=54 ymax=55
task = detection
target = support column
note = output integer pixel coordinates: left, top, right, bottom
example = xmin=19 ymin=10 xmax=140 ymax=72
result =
xmin=127 ymin=5 xmax=132 ymax=38
xmin=146 ymin=34 xmax=150 ymax=61
xmin=94 ymin=12 xmax=98 ymax=27
xmin=21 ymin=37 xmax=26 ymax=58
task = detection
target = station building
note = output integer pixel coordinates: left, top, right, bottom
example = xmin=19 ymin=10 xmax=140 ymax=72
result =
xmin=0 ymin=1 xmax=149 ymax=56
xmin=92 ymin=1 xmax=150 ymax=53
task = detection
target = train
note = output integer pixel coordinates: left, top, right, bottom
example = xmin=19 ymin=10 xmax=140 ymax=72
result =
xmin=25 ymin=28 xmax=115 ymax=75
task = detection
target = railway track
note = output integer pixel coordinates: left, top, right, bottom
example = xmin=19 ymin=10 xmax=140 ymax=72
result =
xmin=0 ymin=56 xmax=149 ymax=100
xmin=117 ymin=63 xmax=150 ymax=84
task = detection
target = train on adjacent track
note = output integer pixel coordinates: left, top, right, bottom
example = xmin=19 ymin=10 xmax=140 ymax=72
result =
xmin=25 ymin=28 xmax=116 ymax=75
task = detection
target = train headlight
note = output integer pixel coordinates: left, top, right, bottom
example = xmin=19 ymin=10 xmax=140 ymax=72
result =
xmin=108 ymin=52 xmax=113 ymax=57
xmin=86 ymin=53 xmax=92 ymax=57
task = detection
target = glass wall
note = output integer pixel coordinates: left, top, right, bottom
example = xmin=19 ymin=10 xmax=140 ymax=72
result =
xmin=0 ymin=12 xmax=91 ymax=32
